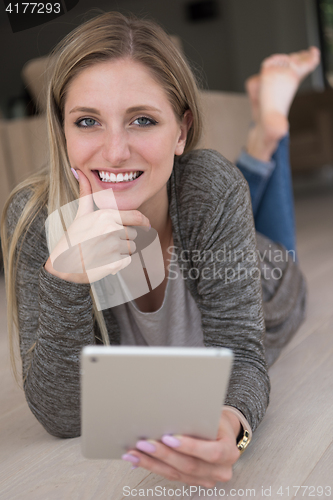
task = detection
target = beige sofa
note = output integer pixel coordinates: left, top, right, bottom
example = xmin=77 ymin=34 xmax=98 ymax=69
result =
xmin=0 ymin=55 xmax=252 ymax=217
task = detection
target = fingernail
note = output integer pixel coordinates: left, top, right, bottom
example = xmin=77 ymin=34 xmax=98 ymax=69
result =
xmin=131 ymin=465 xmax=138 ymax=470
xmin=136 ymin=440 xmax=156 ymax=453
xmin=121 ymin=453 xmax=140 ymax=464
xmin=161 ymin=435 xmax=181 ymax=448
xmin=143 ymin=223 xmax=151 ymax=232
xmin=71 ymin=167 xmax=79 ymax=181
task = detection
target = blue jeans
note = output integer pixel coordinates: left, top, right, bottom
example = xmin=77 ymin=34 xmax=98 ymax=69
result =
xmin=236 ymin=135 xmax=297 ymax=260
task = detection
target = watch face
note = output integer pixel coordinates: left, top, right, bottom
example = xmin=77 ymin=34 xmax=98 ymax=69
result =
xmin=237 ymin=430 xmax=251 ymax=454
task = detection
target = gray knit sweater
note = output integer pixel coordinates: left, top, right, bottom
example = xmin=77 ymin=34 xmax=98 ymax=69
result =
xmin=6 ymin=149 xmax=305 ymax=439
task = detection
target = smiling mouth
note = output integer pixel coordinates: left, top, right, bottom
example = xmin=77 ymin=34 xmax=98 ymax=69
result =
xmin=94 ymin=170 xmax=144 ymax=183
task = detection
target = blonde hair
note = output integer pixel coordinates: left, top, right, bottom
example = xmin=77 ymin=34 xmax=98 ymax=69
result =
xmin=1 ymin=11 xmax=203 ymax=384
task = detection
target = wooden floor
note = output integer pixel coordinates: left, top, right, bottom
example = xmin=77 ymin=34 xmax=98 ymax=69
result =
xmin=0 ymin=190 xmax=332 ymax=500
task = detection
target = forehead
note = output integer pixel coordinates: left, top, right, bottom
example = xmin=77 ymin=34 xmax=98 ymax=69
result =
xmin=64 ymin=58 xmax=172 ymax=111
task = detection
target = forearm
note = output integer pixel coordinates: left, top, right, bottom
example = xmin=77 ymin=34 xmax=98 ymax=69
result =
xmin=20 ymin=265 xmax=95 ymax=438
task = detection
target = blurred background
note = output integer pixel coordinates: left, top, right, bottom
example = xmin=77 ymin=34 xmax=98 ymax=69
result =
xmin=1 ymin=0 xmax=331 ymax=109
xmin=0 ymin=0 xmax=333 ymax=218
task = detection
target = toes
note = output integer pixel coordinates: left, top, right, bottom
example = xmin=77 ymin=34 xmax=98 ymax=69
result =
xmin=261 ymin=54 xmax=290 ymax=69
xmin=289 ymin=46 xmax=321 ymax=74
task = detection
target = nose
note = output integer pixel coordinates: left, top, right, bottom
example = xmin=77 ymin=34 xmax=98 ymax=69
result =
xmin=101 ymin=128 xmax=131 ymax=166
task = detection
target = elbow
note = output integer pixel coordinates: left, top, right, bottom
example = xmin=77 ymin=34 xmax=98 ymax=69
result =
xmin=28 ymin=401 xmax=81 ymax=439
xmin=44 ymin=425 xmax=81 ymax=439
xmin=24 ymin=386 xmax=81 ymax=439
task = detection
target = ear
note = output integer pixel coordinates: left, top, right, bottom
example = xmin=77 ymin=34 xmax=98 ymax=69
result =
xmin=174 ymin=110 xmax=194 ymax=156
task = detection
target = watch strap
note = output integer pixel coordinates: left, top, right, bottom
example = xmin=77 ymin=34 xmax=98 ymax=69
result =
xmin=222 ymin=405 xmax=252 ymax=455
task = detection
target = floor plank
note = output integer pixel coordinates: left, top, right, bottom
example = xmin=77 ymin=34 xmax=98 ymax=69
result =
xmin=300 ymin=445 xmax=333 ymax=494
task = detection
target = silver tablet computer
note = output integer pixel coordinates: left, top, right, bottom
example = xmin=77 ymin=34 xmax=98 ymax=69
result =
xmin=81 ymin=345 xmax=233 ymax=459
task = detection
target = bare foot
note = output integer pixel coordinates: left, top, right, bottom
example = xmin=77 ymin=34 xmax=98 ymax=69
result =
xmin=246 ymin=46 xmax=320 ymax=161
xmin=260 ymin=46 xmax=320 ymax=121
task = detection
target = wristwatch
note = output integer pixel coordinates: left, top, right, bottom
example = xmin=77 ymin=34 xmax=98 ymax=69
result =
xmin=222 ymin=405 xmax=252 ymax=455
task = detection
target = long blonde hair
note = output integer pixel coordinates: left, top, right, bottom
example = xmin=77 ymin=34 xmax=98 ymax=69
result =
xmin=1 ymin=11 xmax=203 ymax=384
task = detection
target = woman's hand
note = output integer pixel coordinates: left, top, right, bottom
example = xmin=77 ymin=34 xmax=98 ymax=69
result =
xmin=44 ymin=169 xmax=150 ymax=284
xmin=122 ymin=410 xmax=241 ymax=487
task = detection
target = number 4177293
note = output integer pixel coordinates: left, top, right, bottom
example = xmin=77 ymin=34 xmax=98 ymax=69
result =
xmin=5 ymin=3 xmax=61 ymax=14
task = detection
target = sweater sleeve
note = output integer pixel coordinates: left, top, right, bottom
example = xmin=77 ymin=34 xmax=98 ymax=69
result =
xmin=194 ymin=177 xmax=270 ymax=432
xmin=6 ymin=189 xmax=95 ymax=438
xmin=171 ymin=149 xmax=270 ymax=433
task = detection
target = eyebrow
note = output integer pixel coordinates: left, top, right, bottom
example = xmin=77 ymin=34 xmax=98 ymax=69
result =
xmin=69 ymin=105 xmax=162 ymax=115
xmin=69 ymin=107 xmax=101 ymax=115
xmin=126 ymin=105 xmax=162 ymax=114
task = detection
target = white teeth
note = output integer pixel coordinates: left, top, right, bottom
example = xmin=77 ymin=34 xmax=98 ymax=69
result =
xmin=98 ymin=170 xmax=142 ymax=183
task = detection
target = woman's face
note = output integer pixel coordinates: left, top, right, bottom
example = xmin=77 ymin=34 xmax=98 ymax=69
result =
xmin=63 ymin=58 xmax=191 ymax=211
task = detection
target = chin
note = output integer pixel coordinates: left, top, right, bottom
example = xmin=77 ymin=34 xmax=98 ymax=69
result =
xmin=111 ymin=196 xmax=142 ymax=213
xmin=90 ymin=186 xmax=141 ymax=211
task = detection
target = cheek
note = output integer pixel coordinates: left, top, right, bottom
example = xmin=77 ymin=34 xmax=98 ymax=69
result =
xmin=65 ymin=131 xmax=96 ymax=164
xmin=136 ymin=129 xmax=178 ymax=169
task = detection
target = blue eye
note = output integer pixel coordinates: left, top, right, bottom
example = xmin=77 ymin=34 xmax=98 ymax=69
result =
xmin=133 ymin=116 xmax=157 ymax=127
xmin=75 ymin=118 xmax=98 ymax=128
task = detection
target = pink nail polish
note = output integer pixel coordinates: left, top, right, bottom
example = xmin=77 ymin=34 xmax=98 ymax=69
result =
xmin=161 ymin=435 xmax=181 ymax=448
xmin=71 ymin=167 xmax=79 ymax=181
xmin=136 ymin=440 xmax=156 ymax=453
xmin=121 ymin=453 xmax=140 ymax=464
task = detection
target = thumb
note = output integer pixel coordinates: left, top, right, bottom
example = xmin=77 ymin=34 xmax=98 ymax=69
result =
xmin=73 ymin=169 xmax=94 ymax=217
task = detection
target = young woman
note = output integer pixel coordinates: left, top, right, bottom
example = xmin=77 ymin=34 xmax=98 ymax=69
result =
xmin=1 ymin=11 xmax=318 ymax=487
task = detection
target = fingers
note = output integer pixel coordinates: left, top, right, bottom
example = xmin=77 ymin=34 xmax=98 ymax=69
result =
xmin=75 ymin=169 xmax=94 ymax=217
xmin=118 ymin=210 xmax=150 ymax=230
xmin=71 ymin=168 xmax=150 ymax=229
xmin=59 ymin=168 xmax=149 ymax=283
xmin=122 ymin=419 xmax=241 ymax=486
xmin=123 ymin=440 xmax=234 ymax=487
xmin=119 ymin=226 xmax=137 ymax=241
xmin=160 ymin=433 xmax=239 ymax=465
xmin=119 ymin=239 xmax=136 ymax=256
xmin=86 ymin=255 xmax=132 ymax=282
xmin=108 ymin=254 xmax=132 ymax=275
xmin=124 ymin=452 xmax=182 ymax=482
